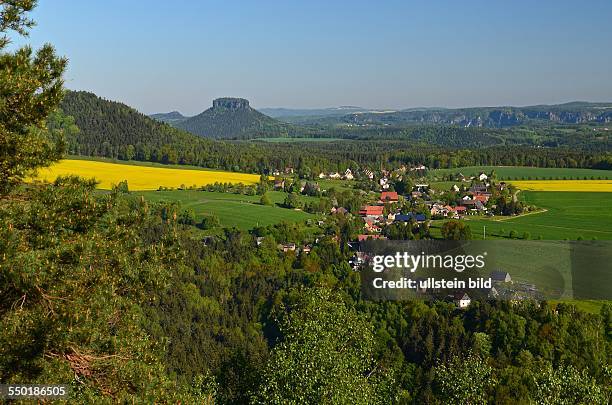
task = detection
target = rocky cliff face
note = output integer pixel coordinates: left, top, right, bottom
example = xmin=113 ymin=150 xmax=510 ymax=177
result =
xmin=342 ymin=105 xmax=612 ymax=128
xmin=212 ymin=98 xmax=250 ymax=110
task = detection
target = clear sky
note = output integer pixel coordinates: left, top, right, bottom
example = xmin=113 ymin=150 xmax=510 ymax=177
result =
xmin=15 ymin=0 xmax=612 ymax=114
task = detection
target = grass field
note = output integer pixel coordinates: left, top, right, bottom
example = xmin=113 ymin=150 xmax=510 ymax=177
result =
xmin=430 ymin=166 xmax=612 ymax=180
xmin=509 ymin=180 xmax=612 ymax=192
xmin=33 ymin=159 xmax=261 ymax=190
xmin=137 ymin=190 xmax=317 ymax=229
xmin=443 ymin=191 xmax=612 ymax=240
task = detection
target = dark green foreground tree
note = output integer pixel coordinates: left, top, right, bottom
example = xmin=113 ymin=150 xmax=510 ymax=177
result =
xmin=0 ymin=2 xmax=205 ymax=401
xmin=0 ymin=0 xmax=66 ymax=194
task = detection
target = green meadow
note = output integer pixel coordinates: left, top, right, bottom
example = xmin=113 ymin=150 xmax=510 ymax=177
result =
xmin=137 ymin=190 xmax=317 ymax=230
xmin=432 ymin=191 xmax=612 ymax=240
xmin=430 ymin=166 xmax=612 ymax=180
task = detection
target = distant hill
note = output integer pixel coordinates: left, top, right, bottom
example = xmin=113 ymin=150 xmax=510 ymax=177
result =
xmin=288 ymin=102 xmax=612 ymax=128
xmin=322 ymin=102 xmax=612 ymax=128
xmin=150 ymin=111 xmax=188 ymax=124
xmin=260 ymin=106 xmax=367 ymax=118
xmin=175 ymin=98 xmax=290 ymax=139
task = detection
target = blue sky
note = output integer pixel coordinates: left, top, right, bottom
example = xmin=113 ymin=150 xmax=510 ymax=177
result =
xmin=14 ymin=0 xmax=612 ymax=114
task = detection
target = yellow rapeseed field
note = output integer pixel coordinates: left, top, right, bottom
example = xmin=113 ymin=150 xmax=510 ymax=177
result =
xmin=510 ymin=180 xmax=612 ymax=192
xmin=32 ymin=159 xmax=261 ymax=190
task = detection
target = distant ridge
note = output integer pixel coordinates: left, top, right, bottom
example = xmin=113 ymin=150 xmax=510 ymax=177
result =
xmin=150 ymin=111 xmax=187 ymax=124
xmin=272 ymin=101 xmax=612 ymax=127
xmin=174 ymin=98 xmax=290 ymax=139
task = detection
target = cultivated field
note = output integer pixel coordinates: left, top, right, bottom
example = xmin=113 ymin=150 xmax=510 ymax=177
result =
xmin=459 ymin=191 xmax=612 ymax=240
xmin=137 ymin=190 xmax=316 ymax=230
xmin=430 ymin=166 xmax=612 ymax=180
xmin=33 ymin=159 xmax=261 ymax=190
xmin=509 ymin=180 xmax=612 ymax=192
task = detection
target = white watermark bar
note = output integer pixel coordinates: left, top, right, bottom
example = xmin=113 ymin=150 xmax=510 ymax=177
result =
xmin=357 ymin=240 xmax=612 ymax=301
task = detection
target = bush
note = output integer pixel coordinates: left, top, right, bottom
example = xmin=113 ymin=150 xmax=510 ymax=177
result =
xmin=260 ymin=193 xmax=273 ymax=206
xmin=199 ymin=215 xmax=220 ymax=230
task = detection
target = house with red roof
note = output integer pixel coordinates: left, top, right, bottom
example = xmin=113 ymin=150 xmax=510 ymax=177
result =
xmin=380 ymin=191 xmax=399 ymax=203
xmin=359 ymin=205 xmax=384 ymax=217
xmin=357 ymin=234 xmax=386 ymax=241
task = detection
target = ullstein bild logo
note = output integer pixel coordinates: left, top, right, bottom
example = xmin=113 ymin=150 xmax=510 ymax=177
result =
xmin=371 ymin=252 xmax=487 ymax=273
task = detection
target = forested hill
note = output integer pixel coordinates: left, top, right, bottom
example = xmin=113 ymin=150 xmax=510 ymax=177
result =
xmin=61 ymin=91 xmax=212 ymax=156
xmin=173 ymin=97 xmax=292 ymax=139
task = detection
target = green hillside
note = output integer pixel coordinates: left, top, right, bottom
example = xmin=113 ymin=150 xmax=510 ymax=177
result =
xmin=59 ymin=90 xmax=215 ymax=158
xmin=176 ymin=97 xmax=291 ymax=139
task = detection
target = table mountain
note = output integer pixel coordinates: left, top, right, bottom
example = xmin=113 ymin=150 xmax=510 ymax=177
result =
xmin=174 ymin=97 xmax=289 ymax=139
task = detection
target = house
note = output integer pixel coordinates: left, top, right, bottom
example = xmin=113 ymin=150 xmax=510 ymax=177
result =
xmin=273 ymin=179 xmax=285 ymax=190
xmin=256 ymin=236 xmax=265 ymax=246
xmin=394 ymin=213 xmax=427 ymax=224
xmin=344 ymin=169 xmax=354 ymax=180
xmin=431 ymin=203 xmax=450 ymax=217
xmin=470 ymin=184 xmax=488 ymax=193
xmin=454 ymin=206 xmax=467 ymax=215
xmin=454 ymin=292 xmax=471 ymax=308
xmin=497 ymin=181 xmax=507 ymax=191
xmin=329 ymin=172 xmax=342 ymax=179
xmin=359 ymin=205 xmax=384 ymax=217
xmin=349 ymin=252 xmax=367 ymax=270
xmin=410 ymin=191 xmax=423 ymax=200
xmin=478 ymin=172 xmax=488 ymax=181
xmin=473 ymin=194 xmax=489 ymax=203
xmin=452 ymin=184 xmax=460 ymax=192
xmin=301 ymin=244 xmax=312 ymax=255
xmin=280 ymin=243 xmax=296 ymax=252
xmin=380 ymin=191 xmax=399 ymax=203
xmin=318 ymin=172 xmax=327 ymax=179
xmin=490 ymin=271 xmax=512 ymax=283
xmin=394 ymin=214 xmax=412 ymax=223
xmin=364 ymin=169 xmax=374 ymax=179
xmin=357 ymin=234 xmax=386 ymax=241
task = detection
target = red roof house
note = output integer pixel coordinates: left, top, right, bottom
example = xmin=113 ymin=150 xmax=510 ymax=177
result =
xmin=380 ymin=191 xmax=399 ymax=203
xmin=359 ymin=205 xmax=384 ymax=217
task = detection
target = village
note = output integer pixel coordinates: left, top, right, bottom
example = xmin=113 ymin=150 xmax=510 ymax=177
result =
xmin=267 ymin=164 xmax=540 ymax=307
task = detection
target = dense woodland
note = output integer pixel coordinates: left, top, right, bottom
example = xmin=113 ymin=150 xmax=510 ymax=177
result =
xmin=1 ymin=2 xmax=611 ymax=403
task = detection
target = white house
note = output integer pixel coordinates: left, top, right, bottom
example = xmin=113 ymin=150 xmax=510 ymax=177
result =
xmin=478 ymin=172 xmax=488 ymax=181
xmin=329 ymin=172 xmax=342 ymax=179
xmin=454 ymin=292 xmax=471 ymax=308
xmin=344 ymin=169 xmax=354 ymax=180
xmin=318 ymin=172 xmax=327 ymax=179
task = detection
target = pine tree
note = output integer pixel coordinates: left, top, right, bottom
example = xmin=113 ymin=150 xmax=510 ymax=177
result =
xmin=0 ymin=0 xmax=67 ymax=194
